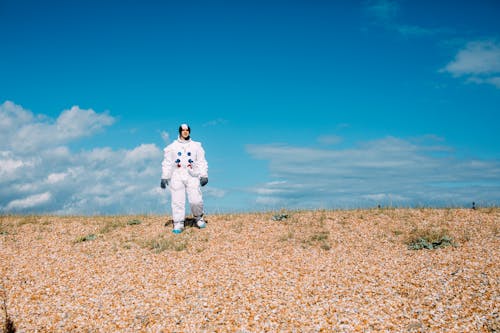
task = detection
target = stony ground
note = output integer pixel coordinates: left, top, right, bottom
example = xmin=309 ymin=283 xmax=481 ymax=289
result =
xmin=1 ymin=208 xmax=499 ymax=332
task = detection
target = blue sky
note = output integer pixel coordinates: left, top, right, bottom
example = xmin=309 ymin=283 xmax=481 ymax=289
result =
xmin=1 ymin=0 xmax=499 ymax=214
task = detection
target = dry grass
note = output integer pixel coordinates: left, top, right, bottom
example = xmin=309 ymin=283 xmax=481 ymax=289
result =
xmin=0 ymin=208 xmax=499 ymax=332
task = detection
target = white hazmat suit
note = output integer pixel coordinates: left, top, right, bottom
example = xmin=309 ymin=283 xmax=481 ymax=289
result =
xmin=161 ymin=124 xmax=208 ymax=233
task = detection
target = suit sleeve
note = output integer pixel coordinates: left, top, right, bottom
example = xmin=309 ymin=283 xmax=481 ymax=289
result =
xmin=196 ymin=143 xmax=208 ymax=178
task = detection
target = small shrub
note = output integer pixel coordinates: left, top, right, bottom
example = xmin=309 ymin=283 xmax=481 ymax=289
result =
xmin=0 ymin=223 xmax=8 ymax=236
xmin=392 ymin=230 xmax=403 ymax=236
xmin=320 ymin=243 xmax=331 ymax=251
xmin=147 ymin=236 xmax=188 ymax=252
xmin=74 ymin=234 xmax=97 ymax=243
xmin=302 ymin=231 xmax=330 ymax=250
xmin=127 ymin=219 xmax=142 ymax=225
xmin=309 ymin=231 xmax=329 ymax=242
xmin=406 ymin=227 xmax=455 ymax=250
xmin=99 ymin=220 xmax=125 ymax=234
xmin=271 ymin=214 xmax=288 ymax=221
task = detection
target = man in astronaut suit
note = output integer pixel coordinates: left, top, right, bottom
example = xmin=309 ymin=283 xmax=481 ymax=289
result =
xmin=161 ymin=124 xmax=208 ymax=234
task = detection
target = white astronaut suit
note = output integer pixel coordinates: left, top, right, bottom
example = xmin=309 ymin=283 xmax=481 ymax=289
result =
xmin=161 ymin=124 xmax=208 ymax=233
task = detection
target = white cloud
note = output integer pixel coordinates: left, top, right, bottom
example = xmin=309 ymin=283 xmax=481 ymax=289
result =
xmin=0 ymin=151 xmax=37 ymax=181
xmin=55 ymin=106 xmax=115 ymax=140
xmin=441 ymin=40 xmax=500 ymax=89
xmin=0 ymin=101 xmax=35 ymax=128
xmin=0 ymin=157 xmax=24 ymax=176
xmin=466 ymin=75 xmax=500 ymax=89
xmin=246 ymin=136 xmax=500 ymax=209
xmin=0 ymin=101 xmax=115 ymax=152
xmin=5 ymin=192 xmax=52 ymax=210
xmin=0 ymin=102 xmax=175 ymax=215
xmin=442 ymin=41 xmax=500 ymax=76
xmin=125 ymin=144 xmax=161 ymax=164
xmin=47 ymin=172 xmax=68 ymax=184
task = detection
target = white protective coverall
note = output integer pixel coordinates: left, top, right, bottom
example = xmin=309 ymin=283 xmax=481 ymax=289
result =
xmin=161 ymin=135 xmax=208 ymax=225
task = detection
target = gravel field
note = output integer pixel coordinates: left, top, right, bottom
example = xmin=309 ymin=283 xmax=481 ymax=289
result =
xmin=1 ymin=208 xmax=499 ymax=332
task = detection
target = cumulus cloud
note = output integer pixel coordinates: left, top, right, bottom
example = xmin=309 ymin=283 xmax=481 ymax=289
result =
xmin=0 ymin=101 xmax=115 ymax=152
xmin=441 ymin=40 xmax=500 ymax=89
xmin=0 ymin=101 xmax=171 ymax=214
xmin=442 ymin=41 xmax=500 ymax=76
xmin=246 ymin=136 xmax=500 ymax=209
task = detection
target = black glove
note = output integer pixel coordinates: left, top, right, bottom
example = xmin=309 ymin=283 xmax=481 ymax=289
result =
xmin=160 ymin=179 xmax=169 ymax=189
xmin=200 ymin=177 xmax=208 ymax=187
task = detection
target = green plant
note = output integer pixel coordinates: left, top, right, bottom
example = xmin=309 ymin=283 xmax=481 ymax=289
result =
xmin=0 ymin=223 xmax=7 ymax=236
xmin=309 ymin=231 xmax=329 ymax=242
xmin=406 ymin=227 xmax=455 ymax=250
xmin=392 ymin=230 xmax=403 ymax=236
xmin=127 ymin=219 xmax=142 ymax=225
xmin=147 ymin=236 xmax=188 ymax=252
xmin=74 ymin=234 xmax=97 ymax=243
xmin=320 ymin=243 xmax=331 ymax=251
xmin=99 ymin=219 xmax=125 ymax=234
xmin=302 ymin=230 xmax=330 ymax=250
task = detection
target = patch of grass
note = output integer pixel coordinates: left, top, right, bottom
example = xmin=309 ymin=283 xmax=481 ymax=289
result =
xmin=302 ymin=230 xmax=330 ymax=251
xmin=99 ymin=219 xmax=126 ymax=234
xmin=74 ymin=234 xmax=97 ymax=243
xmin=127 ymin=219 xmax=142 ymax=225
xmin=0 ymin=222 xmax=8 ymax=236
xmin=16 ymin=215 xmax=39 ymax=226
xmin=147 ymin=236 xmax=188 ymax=252
xmin=406 ymin=227 xmax=455 ymax=250
xmin=309 ymin=231 xmax=329 ymax=242
xmin=320 ymin=243 xmax=331 ymax=251
xmin=392 ymin=230 xmax=403 ymax=236
xmin=143 ymin=230 xmax=194 ymax=253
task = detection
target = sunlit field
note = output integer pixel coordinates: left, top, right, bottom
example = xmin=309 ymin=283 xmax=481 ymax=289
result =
xmin=1 ymin=208 xmax=499 ymax=332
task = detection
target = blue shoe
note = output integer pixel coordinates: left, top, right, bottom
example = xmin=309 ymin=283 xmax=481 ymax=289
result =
xmin=196 ymin=217 xmax=206 ymax=229
xmin=172 ymin=221 xmax=184 ymax=234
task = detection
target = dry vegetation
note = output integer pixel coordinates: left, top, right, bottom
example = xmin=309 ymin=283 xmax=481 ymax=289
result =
xmin=1 ymin=208 xmax=499 ymax=332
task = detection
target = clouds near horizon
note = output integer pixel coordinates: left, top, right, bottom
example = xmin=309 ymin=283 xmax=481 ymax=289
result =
xmin=1 ymin=100 xmax=499 ymax=214
xmin=246 ymin=136 xmax=500 ymax=209
xmin=0 ymin=101 xmax=166 ymax=214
